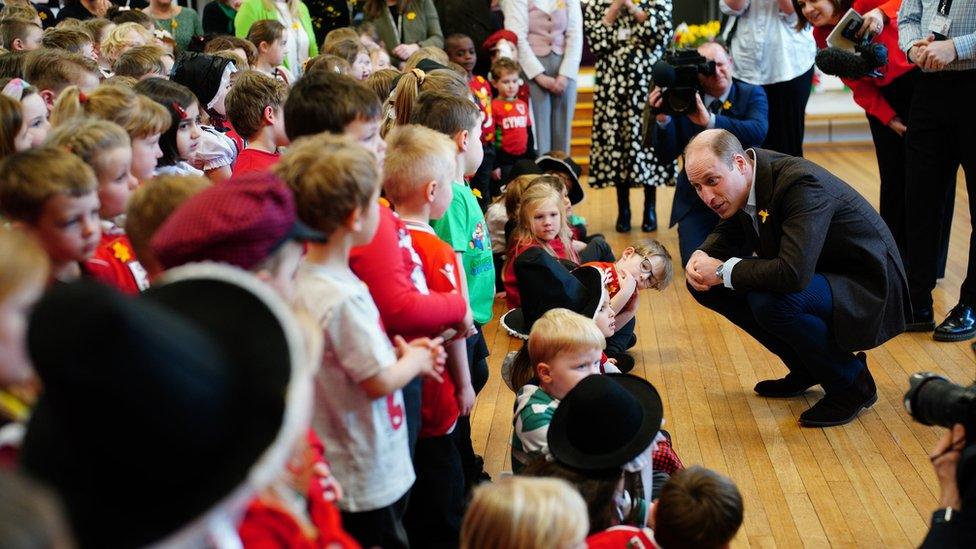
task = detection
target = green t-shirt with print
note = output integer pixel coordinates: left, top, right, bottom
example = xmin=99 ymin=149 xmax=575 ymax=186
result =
xmin=431 ymin=182 xmax=494 ymax=324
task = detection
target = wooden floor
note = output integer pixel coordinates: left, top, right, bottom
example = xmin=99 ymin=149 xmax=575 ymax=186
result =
xmin=470 ymin=144 xmax=975 ymax=548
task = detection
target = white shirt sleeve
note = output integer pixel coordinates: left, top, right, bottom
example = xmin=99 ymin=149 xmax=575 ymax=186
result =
xmin=558 ymin=0 xmax=583 ymax=80
xmin=722 ymin=257 xmax=744 ymax=289
xmin=502 ymin=0 xmax=547 ymax=80
xmin=719 ymin=0 xmax=749 ymax=17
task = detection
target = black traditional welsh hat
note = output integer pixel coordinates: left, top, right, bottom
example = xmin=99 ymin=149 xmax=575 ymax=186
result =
xmin=500 ymin=247 xmax=603 ymax=339
xmin=536 ymin=155 xmax=584 ymax=205
xmin=548 ymin=374 xmax=663 ymax=471
xmin=20 ymin=263 xmax=312 ymax=549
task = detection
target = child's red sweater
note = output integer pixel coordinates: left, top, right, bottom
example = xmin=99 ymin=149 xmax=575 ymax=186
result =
xmin=349 ymin=202 xmax=467 ymax=341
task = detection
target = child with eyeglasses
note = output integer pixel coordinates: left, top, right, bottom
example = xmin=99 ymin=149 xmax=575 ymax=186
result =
xmin=583 ymin=240 xmax=674 ymax=372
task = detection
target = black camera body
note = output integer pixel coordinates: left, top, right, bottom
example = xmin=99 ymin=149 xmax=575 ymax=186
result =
xmin=904 ymin=372 xmax=976 ymax=438
xmin=650 ymin=49 xmax=716 ymax=116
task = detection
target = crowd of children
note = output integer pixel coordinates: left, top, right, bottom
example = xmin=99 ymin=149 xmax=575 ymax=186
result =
xmin=0 ymin=4 xmax=747 ymax=548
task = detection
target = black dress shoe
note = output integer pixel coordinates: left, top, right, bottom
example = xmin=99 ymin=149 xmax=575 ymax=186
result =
xmin=616 ymin=208 xmax=631 ymax=233
xmin=798 ymin=363 xmax=876 ymax=427
xmin=934 ymin=303 xmax=976 ymax=342
xmin=754 ymin=373 xmax=816 ymax=398
xmin=905 ymin=307 xmax=935 ymax=332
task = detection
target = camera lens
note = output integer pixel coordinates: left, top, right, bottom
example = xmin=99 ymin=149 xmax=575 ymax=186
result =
xmin=904 ymin=372 xmax=976 ymax=428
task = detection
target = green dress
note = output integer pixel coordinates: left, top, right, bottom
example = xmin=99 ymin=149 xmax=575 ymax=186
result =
xmin=151 ymin=7 xmax=205 ymax=52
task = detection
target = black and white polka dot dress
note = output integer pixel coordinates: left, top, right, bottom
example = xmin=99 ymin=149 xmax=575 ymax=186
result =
xmin=584 ymin=0 xmax=675 ymax=189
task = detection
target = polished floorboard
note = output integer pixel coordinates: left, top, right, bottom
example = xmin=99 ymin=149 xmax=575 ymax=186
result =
xmin=470 ymin=144 xmax=973 ymax=548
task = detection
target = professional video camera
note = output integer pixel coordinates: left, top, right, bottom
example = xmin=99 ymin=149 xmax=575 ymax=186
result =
xmin=650 ymin=49 xmax=716 ymax=116
xmin=904 ymin=372 xmax=976 ymax=437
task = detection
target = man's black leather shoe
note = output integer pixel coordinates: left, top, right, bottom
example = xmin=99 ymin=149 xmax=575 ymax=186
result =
xmin=905 ymin=307 xmax=935 ymax=332
xmin=799 ymin=360 xmax=876 ymax=427
xmin=754 ymin=373 xmax=816 ymax=398
xmin=934 ymin=304 xmax=976 ymax=342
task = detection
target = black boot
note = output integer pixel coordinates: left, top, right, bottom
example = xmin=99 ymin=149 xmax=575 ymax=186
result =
xmin=615 ymin=184 xmax=631 ymax=233
xmin=642 ymin=185 xmax=657 ymax=232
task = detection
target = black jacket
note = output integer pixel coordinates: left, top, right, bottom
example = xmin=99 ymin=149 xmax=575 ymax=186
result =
xmin=700 ymin=148 xmax=909 ymax=351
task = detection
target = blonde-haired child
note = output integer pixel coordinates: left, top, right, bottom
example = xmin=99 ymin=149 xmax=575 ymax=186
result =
xmin=46 ymin=118 xmax=147 ymax=294
xmin=0 ymin=147 xmax=101 ymax=283
xmin=100 ymin=22 xmax=153 ymax=67
xmin=368 ymin=43 xmax=390 ymax=72
xmin=51 ymin=83 xmax=171 ymax=182
xmin=461 ymin=476 xmax=589 ymax=549
xmin=510 ymin=308 xmax=604 ymax=473
xmin=383 ymin=123 xmax=473 ymax=545
xmin=503 ymin=183 xmax=578 ymax=308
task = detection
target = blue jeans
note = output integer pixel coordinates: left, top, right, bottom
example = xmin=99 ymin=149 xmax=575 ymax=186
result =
xmin=692 ymin=274 xmax=863 ymax=393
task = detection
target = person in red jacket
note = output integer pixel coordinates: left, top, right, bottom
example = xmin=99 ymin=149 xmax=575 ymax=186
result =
xmin=793 ymin=0 xmax=926 ymax=259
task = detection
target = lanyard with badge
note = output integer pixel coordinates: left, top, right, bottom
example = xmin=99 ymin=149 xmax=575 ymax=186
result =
xmin=930 ymin=0 xmax=953 ymax=40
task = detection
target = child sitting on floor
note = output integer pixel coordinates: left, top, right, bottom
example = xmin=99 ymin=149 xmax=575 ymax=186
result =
xmin=461 ymin=476 xmax=589 ymax=549
xmin=503 ymin=183 xmax=579 ymax=308
xmin=510 ymin=307 xmax=605 ymax=473
xmin=649 ymin=466 xmax=743 ymax=549
xmin=584 ymin=240 xmax=674 ymax=371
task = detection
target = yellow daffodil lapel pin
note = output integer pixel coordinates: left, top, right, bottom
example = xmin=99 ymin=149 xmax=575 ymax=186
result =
xmin=758 ymin=209 xmax=770 ymax=224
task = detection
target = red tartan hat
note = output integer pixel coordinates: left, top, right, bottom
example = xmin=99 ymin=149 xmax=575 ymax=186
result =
xmin=152 ymin=171 xmax=324 ymax=271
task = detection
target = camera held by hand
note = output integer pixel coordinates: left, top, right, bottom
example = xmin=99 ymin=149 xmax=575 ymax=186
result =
xmin=650 ymin=49 xmax=716 ymax=116
xmin=904 ymin=372 xmax=976 ymax=440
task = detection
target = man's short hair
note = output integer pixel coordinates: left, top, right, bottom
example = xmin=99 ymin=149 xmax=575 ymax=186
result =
xmin=383 ymin=124 xmax=457 ymax=206
xmin=654 ymin=466 xmax=744 ymax=549
xmin=113 ymin=44 xmax=168 ymax=79
xmin=0 ymin=147 xmax=97 ymax=223
xmin=685 ymin=129 xmax=745 ymax=169
xmin=225 ymin=70 xmax=288 ymax=139
xmin=273 ymin=133 xmax=379 ymax=240
xmin=410 ymin=90 xmax=481 ymax=137
xmin=528 ymin=308 xmax=605 ymax=369
xmin=0 ymin=18 xmax=41 ymax=50
xmin=41 ymin=27 xmax=93 ymax=53
xmin=284 ymin=71 xmax=380 ymax=139
xmin=23 ymin=48 xmax=98 ymax=96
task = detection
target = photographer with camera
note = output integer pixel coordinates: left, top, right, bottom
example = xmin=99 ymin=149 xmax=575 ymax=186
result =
xmin=795 ymin=0 xmax=923 ymax=267
xmin=646 ymin=42 xmax=768 ymax=265
xmin=898 ymin=0 xmax=976 ymax=342
xmin=905 ymin=374 xmax=976 ymax=546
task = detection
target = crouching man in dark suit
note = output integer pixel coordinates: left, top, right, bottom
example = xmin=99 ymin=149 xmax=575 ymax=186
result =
xmin=647 ymin=41 xmax=768 ymax=266
xmin=684 ymin=129 xmax=909 ymax=427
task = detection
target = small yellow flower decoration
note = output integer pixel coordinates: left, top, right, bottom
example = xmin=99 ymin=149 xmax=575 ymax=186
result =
xmin=112 ymin=241 xmax=132 ymax=262
xmin=723 ymin=99 xmax=733 ymax=111
xmin=673 ymin=20 xmax=721 ymax=49
xmin=471 ymin=188 xmax=483 ymax=199
xmin=758 ymin=210 xmax=770 ymax=224
xmin=406 ymin=11 xmax=417 ymax=21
